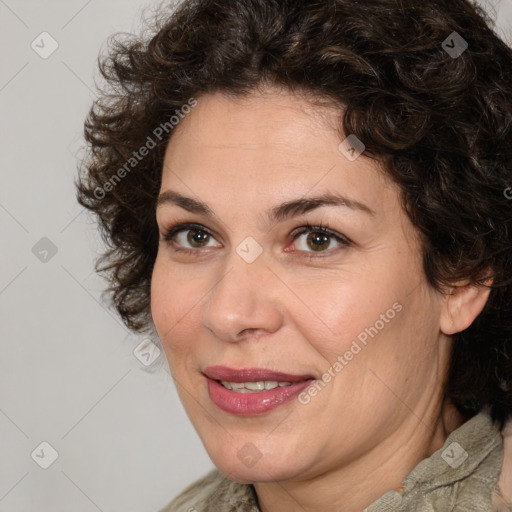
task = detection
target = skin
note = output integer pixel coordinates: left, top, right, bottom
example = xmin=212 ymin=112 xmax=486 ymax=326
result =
xmin=151 ymin=86 xmax=491 ymax=512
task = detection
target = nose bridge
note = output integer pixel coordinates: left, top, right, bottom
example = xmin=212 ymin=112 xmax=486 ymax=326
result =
xmin=202 ymin=247 xmax=282 ymax=341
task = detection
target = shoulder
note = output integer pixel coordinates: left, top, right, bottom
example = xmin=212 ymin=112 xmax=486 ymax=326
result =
xmin=157 ymin=469 xmax=224 ymax=512
xmin=366 ymin=411 xmax=504 ymax=511
xmin=157 ymin=469 xmax=258 ymax=512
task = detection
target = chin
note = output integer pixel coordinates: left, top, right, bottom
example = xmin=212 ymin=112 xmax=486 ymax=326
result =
xmin=210 ymin=450 xmax=305 ymax=484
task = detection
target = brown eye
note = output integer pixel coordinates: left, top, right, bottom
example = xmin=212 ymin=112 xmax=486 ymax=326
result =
xmin=305 ymin=232 xmax=331 ymax=251
xmin=185 ymin=229 xmax=210 ymax=247
xmin=163 ymin=223 xmax=221 ymax=252
xmin=291 ymin=225 xmax=350 ymax=254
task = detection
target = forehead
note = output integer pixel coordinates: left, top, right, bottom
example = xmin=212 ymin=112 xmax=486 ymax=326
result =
xmin=160 ymin=89 xmax=396 ymax=220
xmin=170 ymin=90 xmax=332 ymax=152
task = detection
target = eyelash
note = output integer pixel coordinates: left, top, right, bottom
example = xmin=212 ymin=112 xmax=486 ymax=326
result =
xmin=161 ymin=222 xmax=351 ymax=257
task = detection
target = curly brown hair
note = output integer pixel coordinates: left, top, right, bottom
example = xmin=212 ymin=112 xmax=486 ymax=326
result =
xmin=76 ymin=0 xmax=512 ymax=427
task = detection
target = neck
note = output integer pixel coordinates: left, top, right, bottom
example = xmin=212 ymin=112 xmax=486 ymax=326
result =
xmin=254 ymin=400 xmax=466 ymax=512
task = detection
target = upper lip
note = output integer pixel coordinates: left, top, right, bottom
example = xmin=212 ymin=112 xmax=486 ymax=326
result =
xmin=203 ymin=366 xmax=315 ymax=383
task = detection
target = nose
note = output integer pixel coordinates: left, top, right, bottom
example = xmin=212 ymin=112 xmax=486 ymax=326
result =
xmin=201 ymin=251 xmax=284 ymax=343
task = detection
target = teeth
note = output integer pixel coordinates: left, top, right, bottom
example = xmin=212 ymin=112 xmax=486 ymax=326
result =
xmin=220 ymin=380 xmax=293 ymax=392
xmin=229 ymin=382 xmax=246 ymax=390
xmin=245 ymin=381 xmax=265 ymax=391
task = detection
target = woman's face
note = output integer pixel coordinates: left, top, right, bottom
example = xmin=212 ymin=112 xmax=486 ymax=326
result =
xmin=151 ymin=87 xmax=451 ymax=483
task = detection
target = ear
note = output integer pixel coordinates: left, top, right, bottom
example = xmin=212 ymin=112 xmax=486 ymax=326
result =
xmin=439 ymin=279 xmax=493 ymax=336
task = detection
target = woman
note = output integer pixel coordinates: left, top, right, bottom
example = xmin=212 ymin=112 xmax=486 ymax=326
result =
xmin=76 ymin=0 xmax=512 ymax=510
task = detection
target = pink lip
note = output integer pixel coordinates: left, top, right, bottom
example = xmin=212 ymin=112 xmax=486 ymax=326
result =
xmin=203 ymin=366 xmax=315 ymax=416
xmin=203 ymin=366 xmax=314 ymax=383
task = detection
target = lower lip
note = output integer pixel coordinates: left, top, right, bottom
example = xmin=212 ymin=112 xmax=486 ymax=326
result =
xmin=206 ymin=378 xmax=314 ymax=415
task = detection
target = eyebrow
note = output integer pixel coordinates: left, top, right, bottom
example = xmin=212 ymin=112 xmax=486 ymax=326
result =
xmin=156 ymin=189 xmax=375 ymax=227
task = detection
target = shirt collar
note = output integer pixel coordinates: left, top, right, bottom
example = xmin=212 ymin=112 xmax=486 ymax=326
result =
xmin=365 ymin=410 xmax=503 ymax=511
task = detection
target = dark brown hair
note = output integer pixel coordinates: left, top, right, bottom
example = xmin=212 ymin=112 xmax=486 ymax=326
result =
xmin=76 ymin=0 xmax=512 ymax=427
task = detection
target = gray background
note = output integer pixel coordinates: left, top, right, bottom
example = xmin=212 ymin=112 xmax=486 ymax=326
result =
xmin=0 ymin=1 xmax=511 ymax=511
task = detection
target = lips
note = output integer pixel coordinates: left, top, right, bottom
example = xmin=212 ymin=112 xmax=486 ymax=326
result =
xmin=203 ymin=365 xmax=316 ymax=415
xmin=203 ymin=366 xmax=314 ymax=383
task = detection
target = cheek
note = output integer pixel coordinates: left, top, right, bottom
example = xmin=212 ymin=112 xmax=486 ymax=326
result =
xmin=291 ymin=274 xmax=402 ymax=361
xmin=150 ymin=258 xmax=171 ymax=331
xmin=150 ymin=257 xmax=192 ymax=349
xmin=150 ymin=256 xmax=215 ymax=373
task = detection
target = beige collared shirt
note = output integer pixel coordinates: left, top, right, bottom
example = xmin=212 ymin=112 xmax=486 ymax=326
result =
xmin=160 ymin=411 xmax=508 ymax=511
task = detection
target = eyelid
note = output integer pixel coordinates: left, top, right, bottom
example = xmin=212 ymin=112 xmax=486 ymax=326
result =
xmin=162 ymin=221 xmax=351 ymax=255
xmin=289 ymin=223 xmax=351 ymax=244
xmin=163 ymin=222 xmax=217 ymax=242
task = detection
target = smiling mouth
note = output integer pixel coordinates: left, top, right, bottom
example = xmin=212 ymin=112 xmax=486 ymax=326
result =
xmin=203 ymin=365 xmax=314 ymax=385
xmin=202 ymin=365 xmax=315 ymax=414
xmin=219 ymin=380 xmax=293 ymax=392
